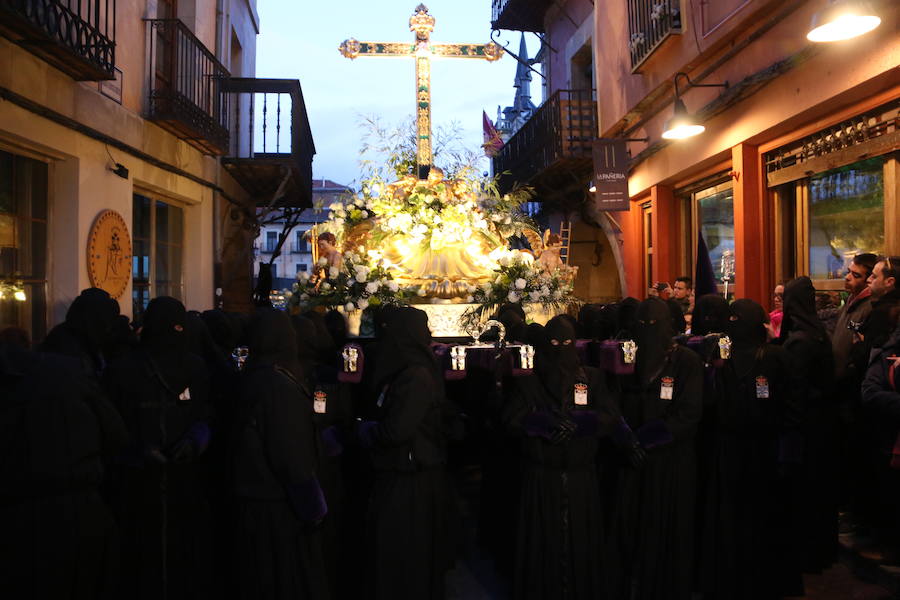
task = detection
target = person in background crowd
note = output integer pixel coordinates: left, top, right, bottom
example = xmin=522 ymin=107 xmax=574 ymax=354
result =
xmin=861 ymin=256 xmax=900 ymax=353
xmin=654 ymin=282 xmax=672 ymax=301
xmin=104 ymin=297 xmax=213 ymax=600
xmin=673 ymin=277 xmax=693 ymax=315
xmin=778 ymin=277 xmax=837 ymax=573
xmin=607 ymin=297 xmax=704 ymax=600
xmin=861 ymin=311 xmax=900 ymax=561
xmin=39 ymin=287 xmax=119 ymax=379
xmin=233 ymin=308 xmax=329 ymax=600
xmin=769 ymin=284 xmax=785 ymax=339
xmin=503 ymin=316 xmax=616 ymax=600
xmin=358 ymin=306 xmax=457 ymax=600
xmin=698 ymin=299 xmax=803 ymax=599
xmin=0 ymin=339 xmax=129 ymax=600
xmin=832 ymin=254 xmax=878 ymax=519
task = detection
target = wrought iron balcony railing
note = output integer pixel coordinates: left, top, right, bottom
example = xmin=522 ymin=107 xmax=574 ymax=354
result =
xmin=145 ymin=19 xmax=230 ymax=155
xmin=221 ymin=78 xmax=316 ymax=208
xmin=493 ymin=89 xmax=596 ymax=195
xmin=0 ymin=0 xmax=116 ymax=80
xmin=627 ymin=0 xmax=682 ymax=70
xmin=491 ymin=0 xmax=552 ymax=33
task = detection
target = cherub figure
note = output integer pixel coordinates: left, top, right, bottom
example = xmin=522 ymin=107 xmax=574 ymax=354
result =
xmin=317 ymin=232 xmax=343 ymax=269
xmin=524 ymin=229 xmax=564 ymax=274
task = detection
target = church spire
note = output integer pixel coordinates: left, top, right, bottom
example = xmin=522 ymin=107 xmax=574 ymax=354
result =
xmin=513 ymin=33 xmax=534 ymax=113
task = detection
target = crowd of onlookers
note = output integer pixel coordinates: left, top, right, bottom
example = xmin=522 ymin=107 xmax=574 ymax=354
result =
xmin=0 ymin=253 xmax=897 ymax=600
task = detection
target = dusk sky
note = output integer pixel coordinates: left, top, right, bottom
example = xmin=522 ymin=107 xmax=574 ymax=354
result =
xmin=255 ymin=1 xmax=542 ymax=187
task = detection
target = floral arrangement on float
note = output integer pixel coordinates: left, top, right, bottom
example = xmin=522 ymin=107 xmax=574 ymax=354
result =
xmin=284 ymin=118 xmax=579 ymax=325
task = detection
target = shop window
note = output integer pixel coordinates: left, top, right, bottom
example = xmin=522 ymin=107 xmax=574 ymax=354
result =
xmin=807 ymin=158 xmax=884 ymax=281
xmin=0 ymin=150 xmax=48 ymax=342
xmin=680 ymin=178 xmax=735 ymax=289
xmin=133 ymin=193 xmax=184 ymax=318
xmin=641 ymin=202 xmax=653 ymax=290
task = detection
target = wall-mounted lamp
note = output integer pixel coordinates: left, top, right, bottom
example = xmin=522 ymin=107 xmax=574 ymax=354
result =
xmin=105 ymin=144 xmax=129 ymax=179
xmin=807 ymin=0 xmax=881 ymax=42
xmin=588 ymin=180 xmax=596 ymax=193
xmin=662 ymin=73 xmax=728 ymax=140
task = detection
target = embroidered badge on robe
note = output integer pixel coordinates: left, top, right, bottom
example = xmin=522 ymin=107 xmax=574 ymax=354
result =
xmin=574 ymin=383 xmax=588 ymax=406
xmin=660 ymin=376 xmax=674 ymax=401
xmin=755 ymin=376 xmax=770 ymax=399
xmin=178 ymin=388 xmax=191 ymax=402
xmin=314 ymin=390 xmax=327 ymax=414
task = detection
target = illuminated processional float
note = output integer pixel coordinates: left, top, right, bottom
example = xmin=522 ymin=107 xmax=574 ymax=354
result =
xmin=285 ymin=4 xmax=579 ymax=340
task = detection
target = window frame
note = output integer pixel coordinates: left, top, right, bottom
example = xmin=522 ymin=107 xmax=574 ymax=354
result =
xmin=132 ymin=190 xmax=185 ymax=317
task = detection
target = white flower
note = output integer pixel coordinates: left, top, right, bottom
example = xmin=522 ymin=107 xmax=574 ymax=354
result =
xmin=387 ymin=280 xmax=400 ymax=292
xmin=491 ymin=213 xmax=503 ymax=222
xmin=360 ymin=210 xmax=369 ymax=219
xmin=300 ymin=293 xmax=309 ymax=301
xmin=329 ymin=266 xmax=340 ymax=279
xmin=344 ymin=251 xmax=354 ymax=259
xmin=317 ymin=257 xmax=328 ymax=267
xmin=541 ymin=285 xmax=551 ymax=296
xmin=466 ymin=295 xmax=474 ymax=303
xmin=481 ymin=282 xmax=493 ymax=292
xmin=333 ymin=218 xmax=345 ymax=227
xmin=365 ymin=282 xmax=379 ymax=294
xmin=345 ymin=302 xmax=356 ymax=312
xmin=503 ymin=216 xmax=512 ymax=224
xmin=514 ymin=278 xmax=527 ymax=290
xmin=354 ymin=197 xmax=365 ymax=207
xmin=498 ymin=255 xmax=512 ymax=267
xmin=357 ymin=298 xmax=369 ymax=310
xmin=335 ymin=208 xmax=347 ymax=218
xmin=529 ymin=291 xmax=542 ymax=302
xmin=321 ymin=282 xmax=332 ymax=290
xmin=365 ymin=201 xmax=374 ymax=210
xmin=552 ymin=290 xmax=562 ymax=299
xmin=417 ymin=287 xmax=427 ymax=297
xmin=507 ymin=291 xmax=520 ymax=303
xmin=328 ymin=201 xmax=343 ymax=211
xmin=296 ymin=270 xmax=309 ymax=282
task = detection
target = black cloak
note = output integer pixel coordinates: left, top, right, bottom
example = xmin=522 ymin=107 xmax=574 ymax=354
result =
xmin=233 ymin=308 xmax=329 ymax=600
xmin=104 ymin=296 xmax=213 ymax=600
xmin=0 ymin=342 xmax=128 ymax=600
xmin=607 ymin=298 xmax=704 ymax=600
xmin=361 ymin=306 xmax=457 ymax=600
xmin=698 ymin=299 xmax=804 ymax=599
xmin=503 ymin=316 xmax=616 ymax=600
xmin=778 ymin=277 xmax=838 ymax=573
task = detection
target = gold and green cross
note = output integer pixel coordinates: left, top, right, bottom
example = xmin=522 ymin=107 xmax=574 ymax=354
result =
xmin=340 ymin=4 xmax=503 ymax=179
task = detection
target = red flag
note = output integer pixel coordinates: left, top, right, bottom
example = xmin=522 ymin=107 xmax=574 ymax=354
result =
xmin=482 ymin=111 xmax=504 ymax=157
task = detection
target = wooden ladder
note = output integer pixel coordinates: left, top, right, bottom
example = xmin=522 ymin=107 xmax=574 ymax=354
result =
xmin=559 ymin=220 xmax=573 ymax=265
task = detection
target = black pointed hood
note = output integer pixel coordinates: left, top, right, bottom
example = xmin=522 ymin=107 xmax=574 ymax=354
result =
xmin=635 ymin=297 xmax=675 ymax=386
xmin=727 ymin=299 xmax=768 ymax=375
xmin=692 ymin=294 xmax=730 ymax=336
xmin=372 ymin=306 xmax=436 ymax=388
xmin=246 ymin=308 xmax=302 ymax=384
xmin=535 ymin=315 xmax=579 ymax=404
xmin=778 ymin=276 xmax=827 ymax=343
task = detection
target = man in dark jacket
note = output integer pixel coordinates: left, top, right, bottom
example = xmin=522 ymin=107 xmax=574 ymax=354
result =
xmin=861 ymin=256 xmax=900 ymax=354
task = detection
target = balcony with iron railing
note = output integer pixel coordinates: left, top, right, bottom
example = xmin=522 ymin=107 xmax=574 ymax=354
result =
xmin=0 ymin=0 xmax=116 ymax=80
xmin=491 ymin=0 xmax=552 ymax=33
xmin=493 ymin=89 xmax=596 ymax=197
xmin=221 ymin=78 xmax=316 ymax=208
xmin=627 ymin=0 xmax=682 ymax=71
xmin=145 ymin=19 xmax=230 ymax=155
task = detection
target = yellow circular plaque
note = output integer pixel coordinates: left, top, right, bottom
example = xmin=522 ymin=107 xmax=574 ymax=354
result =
xmin=87 ymin=210 xmax=133 ymax=299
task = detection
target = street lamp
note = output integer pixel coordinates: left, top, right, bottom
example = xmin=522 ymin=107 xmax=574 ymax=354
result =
xmin=662 ymin=73 xmax=728 ymax=141
xmin=807 ymin=0 xmax=881 ymax=43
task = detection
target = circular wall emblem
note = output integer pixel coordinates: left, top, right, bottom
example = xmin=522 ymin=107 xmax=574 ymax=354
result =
xmin=87 ymin=209 xmax=133 ymax=299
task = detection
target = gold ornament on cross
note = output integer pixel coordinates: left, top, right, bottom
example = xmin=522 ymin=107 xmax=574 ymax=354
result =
xmin=339 ymin=4 xmax=503 ymax=179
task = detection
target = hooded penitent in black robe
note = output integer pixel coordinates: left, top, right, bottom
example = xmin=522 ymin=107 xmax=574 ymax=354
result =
xmin=360 ymin=306 xmax=457 ymax=600
xmin=104 ymin=297 xmax=213 ymax=600
xmin=0 ymin=342 xmax=128 ymax=600
xmin=39 ymin=287 xmax=120 ymax=379
xmin=607 ymin=298 xmax=704 ymax=600
xmin=233 ymin=308 xmax=328 ymax=600
xmin=503 ymin=316 xmax=616 ymax=600
xmin=778 ymin=276 xmax=838 ymax=573
xmin=292 ymin=314 xmax=354 ymax=598
xmin=698 ymin=300 xmax=803 ymax=599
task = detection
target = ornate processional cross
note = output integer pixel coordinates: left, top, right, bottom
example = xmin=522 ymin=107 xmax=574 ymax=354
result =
xmin=340 ymin=4 xmax=503 ymax=180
